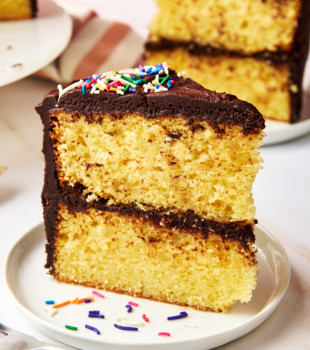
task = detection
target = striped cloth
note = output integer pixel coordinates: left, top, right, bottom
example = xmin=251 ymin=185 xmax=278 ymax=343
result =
xmin=36 ymin=3 xmax=144 ymax=83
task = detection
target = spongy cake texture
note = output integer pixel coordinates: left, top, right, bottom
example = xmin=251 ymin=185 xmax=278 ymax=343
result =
xmin=148 ymin=0 xmax=301 ymax=53
xmin=36 ymin=64 xmax=265 ymax=312
xmin=52 ymin=113 xmax=262 ymax=222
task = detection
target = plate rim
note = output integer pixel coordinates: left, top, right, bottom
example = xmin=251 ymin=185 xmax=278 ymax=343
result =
xmin=263 ymin=91 xmax=310 ymax=146
xmin=0 ymin=0 xmax=72 ymax=87
xmin=4 ymin=222 xmax=291 ymax=349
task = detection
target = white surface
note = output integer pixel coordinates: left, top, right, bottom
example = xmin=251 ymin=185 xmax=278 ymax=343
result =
xmin=0 ymin=0 xmax=72 ymax=87
xmin=4 ymin=223 xmax=289 ymax=350
xmin=0 ymin=1 xmax=310 ymax=349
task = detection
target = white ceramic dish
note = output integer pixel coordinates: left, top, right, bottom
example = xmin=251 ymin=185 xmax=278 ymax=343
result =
xmin=0 ymin=0 xmax=72 ymax=87
xmin=263 ymin=90 xmax=310 ymax=145
xmin=4 ymin=223 xmax=290 ymax=350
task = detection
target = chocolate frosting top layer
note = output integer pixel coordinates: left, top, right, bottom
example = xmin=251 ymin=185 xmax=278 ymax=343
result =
xmin=36 ymin=69 xmax=265 ymax=135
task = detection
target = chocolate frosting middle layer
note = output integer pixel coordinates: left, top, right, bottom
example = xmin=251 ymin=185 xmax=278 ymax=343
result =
xmin=61 ymin=183 xmax=255 ymax=249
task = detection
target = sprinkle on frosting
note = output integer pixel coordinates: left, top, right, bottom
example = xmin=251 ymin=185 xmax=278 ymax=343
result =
xmin=57 ymin=63 xmax=187 ymax=101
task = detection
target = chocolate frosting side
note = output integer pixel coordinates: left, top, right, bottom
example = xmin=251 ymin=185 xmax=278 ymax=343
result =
xmin=289 ymin=0 xmax=310 ymax=122
xmin=40 ymin=70 xmax=265 ymax=136
xmin=31 ymin=0 xmax=38 ymax=17
xmin=36 ymin=94 xmax=60 ymax=271
xmin=145 ymin=2 xmax=310 ymax=124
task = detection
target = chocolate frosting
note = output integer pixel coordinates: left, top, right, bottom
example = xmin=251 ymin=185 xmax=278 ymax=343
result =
xmin=35 ymin=68 xmax=261 ymax=271
xmin=60 ymin=183 xmax=256 ymax=248
xmin=31 ymin=0 xmax=38 ymax=17
xmin=145 ymin=1 xmax=310 ymax=123
xmin=37 ymin=70 xmax=264 ymax=135
xmin=43 ymin=182 xmax=256 ymax=271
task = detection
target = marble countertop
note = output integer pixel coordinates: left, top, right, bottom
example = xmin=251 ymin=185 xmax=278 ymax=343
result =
xmin=1 ymin=1 xmax=310 ymax=349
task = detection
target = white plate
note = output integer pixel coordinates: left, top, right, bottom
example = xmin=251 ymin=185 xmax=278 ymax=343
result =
xmin=263 ymin=90 xmax=310 ymax=146
xmin=5 ymin=223 xmax=290 ymax=350
xmin=0 ymin=0 xmax=72 ymax=87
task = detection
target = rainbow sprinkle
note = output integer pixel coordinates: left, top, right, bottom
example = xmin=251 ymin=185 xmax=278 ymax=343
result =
xmin=167 ymin=311 xmax=188 ymax=321
xmin=126 ymin=304 xmax=133 ymax=313
xmin=65 ymin=325 xmax=78 ymax=331
xmin=158 ymin=332 xmax=171 ymax=337
xmin=88 ymin=310 xmax=105 ymax=319
xmin=115 ymin=317 xmax=145 ymax=327
xmin=128 ymin=301 xmax=139 ymax=307
xmin=52 ymin=300 xmax=71 ymax=309
xmin=46 ymin=294 xmax=195 ymax=340
xmin=92 ymin=290 xmax=105 ymax=298
xmin=51 ymin=296 xmax=94 ymax=309
xmin=88 ymin=310 xmax=100 ymax=315
xmin=76 ymin=297 xmax=94 ymax=304
xmin=142 ymin=314 xmax=149 ymax=323
xmin=57 ymin=63 xmax=183 ymax=100
xmin=43 ymin=308 xmax=57 ymax=317
xmin=114 ymin=323 xmax=138 ymax=331
xmin=182 ymin=322 xmax=196 ymax=328
xmin=85 ymin=324 xmax=101 ymax=335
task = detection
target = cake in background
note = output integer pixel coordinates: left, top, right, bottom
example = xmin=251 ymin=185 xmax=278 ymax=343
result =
xmin=36 ymin=63 xmax=265 ymax=312
xmin=144 ymin=0 xmax=310 ymax=123
xmin=0 ymin=0 xmax=37 ymax=20
xmin=0 ymin=166 xmax=6 ymax=175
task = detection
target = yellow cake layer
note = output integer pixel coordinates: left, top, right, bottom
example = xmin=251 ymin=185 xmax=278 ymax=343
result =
xmin=51 ymin=113 xmax=264 ymax=222
xmin=52 ymin=204 xmax=258 ymax=312
xmin=145 ymin=50 xmax=292 ymax=122
xmin=0 ymin=0 xmax=34 ymax=20
xmin=149 ymin=0 xmax=301 ymax=54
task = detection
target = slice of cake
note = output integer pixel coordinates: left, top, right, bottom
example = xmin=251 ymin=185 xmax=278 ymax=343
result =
xmin=144 ymin=0 xmax=310 ymax=123
xmin=36 ymin=63 xmax=265 ymax=312
xmin=0 ymin=0 xmax=37 ymax=20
